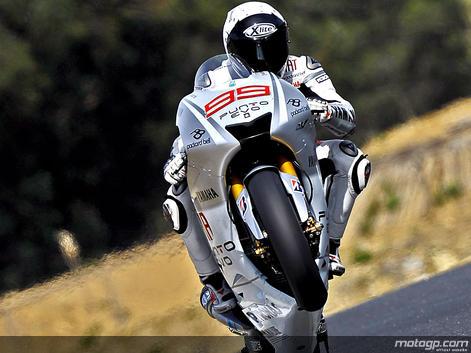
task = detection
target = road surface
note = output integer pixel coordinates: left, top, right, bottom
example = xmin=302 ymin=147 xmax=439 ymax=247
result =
xmin=325 ymin=263 xmax=471 ymax=352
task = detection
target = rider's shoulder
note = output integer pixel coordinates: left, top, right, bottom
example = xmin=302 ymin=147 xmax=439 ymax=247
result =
xmin=285 ymin=55 xmax=323 ymax=72
xmin=282 ymin=55 xmax=324 ymax=87
xmin=305 ymin=56 xmax=323 ymax=71
xmin=194 ymin=54 xmax=232 ymax=90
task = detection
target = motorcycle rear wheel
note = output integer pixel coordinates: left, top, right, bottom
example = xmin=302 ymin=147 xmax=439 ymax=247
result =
xmin=246 ymin=169 xmax=327 ymax=311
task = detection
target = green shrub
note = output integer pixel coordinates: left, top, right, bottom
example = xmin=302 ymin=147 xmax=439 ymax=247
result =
xmin=433 ymin=182 xmax=463 ymax=206
xmin=359 ymin=199 xmax=381 ymax=235
xmin=382 ymin=183 xmax=401 ymax=211
xmin=353 ymin=248 xmax=373 ymax=264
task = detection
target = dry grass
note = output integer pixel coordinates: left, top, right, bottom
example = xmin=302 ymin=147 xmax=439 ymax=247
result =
xmin=326 ymin=98 xmax=471 ymax=313
xmin=0 ymin=236 xmax=228 ymax=336
xmin=365 ymin=98 xmax=471 ymax=159
xmin=1 ymin=98 xmax=470 ymax=336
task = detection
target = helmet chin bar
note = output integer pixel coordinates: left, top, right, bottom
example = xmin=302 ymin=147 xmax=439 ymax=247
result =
xmin=228 ymin=53 xmax=288 ymax=79
xmin=256 ymin=42 xmax=265 ymax=61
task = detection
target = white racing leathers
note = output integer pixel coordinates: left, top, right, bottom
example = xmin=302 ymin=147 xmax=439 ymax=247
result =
xmin=163 ymin=54 xmax=371 ymax=278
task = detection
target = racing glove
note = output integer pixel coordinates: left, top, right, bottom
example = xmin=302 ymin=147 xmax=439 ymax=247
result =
xmin=307 ymin=97 xmax=332 ymax=123
xmin=164 ymin=151 xmax=187 ymax=185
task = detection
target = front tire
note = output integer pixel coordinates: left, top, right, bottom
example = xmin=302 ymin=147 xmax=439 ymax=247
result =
xmin=246 ymin=169 xmax=327 ymax=311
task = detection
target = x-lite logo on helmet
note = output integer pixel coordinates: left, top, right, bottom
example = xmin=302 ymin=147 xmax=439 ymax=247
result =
xmin=243 ymin=23 xmax=277 ymax=39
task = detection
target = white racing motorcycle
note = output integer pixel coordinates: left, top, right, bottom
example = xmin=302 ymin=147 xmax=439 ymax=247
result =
xmin=177 ymin=57 xmax=331 ymax=353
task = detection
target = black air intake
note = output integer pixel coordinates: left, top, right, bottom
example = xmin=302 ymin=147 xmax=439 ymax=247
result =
xmin=225 ymin=113 xmax=272 ymax=142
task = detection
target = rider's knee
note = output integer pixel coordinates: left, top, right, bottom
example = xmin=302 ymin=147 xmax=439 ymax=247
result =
xmin=163 ymin=183 xmax=189 ymax=234
xmin=318 ymin=140 xmax=371 ymax=196
xmin=349 ymin=154 xmax=371 ymax=195
xmin=346 ymin=144 xmax=371 ymax=196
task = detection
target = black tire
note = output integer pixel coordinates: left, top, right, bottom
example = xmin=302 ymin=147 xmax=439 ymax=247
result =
xmin=246 ymin=169 xmax=327 ymax=311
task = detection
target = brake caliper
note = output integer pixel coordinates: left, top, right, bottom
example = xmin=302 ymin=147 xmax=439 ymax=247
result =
xmin=304 ymin=216 xmax=323 ymax=238
xmin=304 ymin=216 xmax=323 ymax=258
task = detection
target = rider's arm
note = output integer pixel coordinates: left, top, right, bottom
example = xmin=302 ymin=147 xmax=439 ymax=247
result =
xmin=163 ymin=136 xmax=187 ymax=185
xmin=300 ymin=57 xmax=356 ymax=137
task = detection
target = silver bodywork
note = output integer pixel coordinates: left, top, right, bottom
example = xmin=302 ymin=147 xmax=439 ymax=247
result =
xmin=176 ymin=72 xmax=329 ymax=352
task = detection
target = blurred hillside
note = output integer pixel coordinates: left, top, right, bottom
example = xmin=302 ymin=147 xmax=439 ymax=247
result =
xmin=0 ymin=0 xmax=470 ymax=292
xmin=326 ymin=97 xmax=471 ymax=313
xmin=1 ymin=98 xmax=470 ymax=336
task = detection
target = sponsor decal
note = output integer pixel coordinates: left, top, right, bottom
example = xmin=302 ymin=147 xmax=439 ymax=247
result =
xmin=229 ymin=80 xmax=236 ymax=87
xmin=198 ymin=212 xmax=214 ymax=241
xmin=245 ymin=303 xmax=283 ymax=324
xmin=219 ymin=100 xmax=269 ymax=120
xmin=245 ymin=311 xmax=260 ymax=324
xmin=286 ymin=59 xmax=297 ymax=72
xmin=191 ymin=128 xmax=206 ymax=140
xmin=296 ymin=119 xmax=308 ymax=130
xmin=287 ymin=98 xmax=301 ymax=107
xmin=261 ymin=326 xmax=289 ymax=345
xmin=239 ymin=196 xmax=248 ymax=215
xmin=291 ymin=105 xmax=309 ymax=118
xmin=290 ymin=179 xmax=303 ymax=193
xmin=318 ymin=210 xmax=326 ymax=221
xmin=284 ymin=70 xmax=306 ymax=81
xmin=261 ymin=326 xmax=282 ymax=336
xmin=243 ymin=23 xmax=277 ymax=39
xmin=205 ymin=85 xmax=271 ymax=118
xmin=212 ymin=241 xmax=236 ymax=268
xmin=315 ymin=73 xmax=330 ymax=83
xmin=195 ymin=188 xmax=219 ymax=202
xmin=293 ymin=80 xmax=302 ymax=88
xmin=186 ymin=137 xmax=211 ymax=150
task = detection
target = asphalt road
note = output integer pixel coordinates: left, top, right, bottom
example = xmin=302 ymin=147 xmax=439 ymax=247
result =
xmin=327 ymin=263 xmax=471 ymax=336
xmin=323 ymin=263 xmax=471 ymax=352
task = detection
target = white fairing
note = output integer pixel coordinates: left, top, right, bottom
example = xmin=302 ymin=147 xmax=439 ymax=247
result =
xmin=176 ymin=72 xmax=329 ymax=352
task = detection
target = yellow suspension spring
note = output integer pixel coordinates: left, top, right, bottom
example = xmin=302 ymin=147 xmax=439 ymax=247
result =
xmin=231 ymin=176 xmax=244 ymax=200
xmin=278 ymin=156 xmax=298 ymax=177
xmin=231 ymin=157 xmax=297 ymax=200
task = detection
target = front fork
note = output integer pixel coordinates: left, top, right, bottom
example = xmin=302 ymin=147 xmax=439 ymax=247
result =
xmin=230 ymin=157 xmax=298 ymax=199
xmin=230 ymin=157 xmax=323 ymax=247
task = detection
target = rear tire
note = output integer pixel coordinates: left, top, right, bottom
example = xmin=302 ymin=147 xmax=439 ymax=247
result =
xmin=246 ymin=169 xmax=327 ymax=311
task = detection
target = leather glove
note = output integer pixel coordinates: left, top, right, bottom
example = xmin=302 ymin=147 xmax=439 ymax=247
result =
xmin=164 ymin=152 xmax=187 ymax=185
xmin=307 ymin=97 xmax=332 ymax=123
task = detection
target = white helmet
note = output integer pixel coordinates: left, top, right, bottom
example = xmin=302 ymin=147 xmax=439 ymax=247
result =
xmin=223 ymin=2 xmax=289 ymax=75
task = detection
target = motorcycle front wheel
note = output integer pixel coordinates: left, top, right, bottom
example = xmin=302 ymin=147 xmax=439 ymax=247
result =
xmin=246 ymin=168 xmax=327 ymax=311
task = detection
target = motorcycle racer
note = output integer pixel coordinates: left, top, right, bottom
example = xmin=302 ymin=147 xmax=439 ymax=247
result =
xmin=163 ymin=1 xmax=371 ymax=328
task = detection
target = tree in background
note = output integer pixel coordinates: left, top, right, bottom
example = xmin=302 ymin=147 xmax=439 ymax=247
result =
xmin=285 ymin=0 xmax=471 ymax=138
xmin=0 ymin=0 xmax=172 ymax=289
xmin=0 ymin=0 xmax=469 ymax=292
